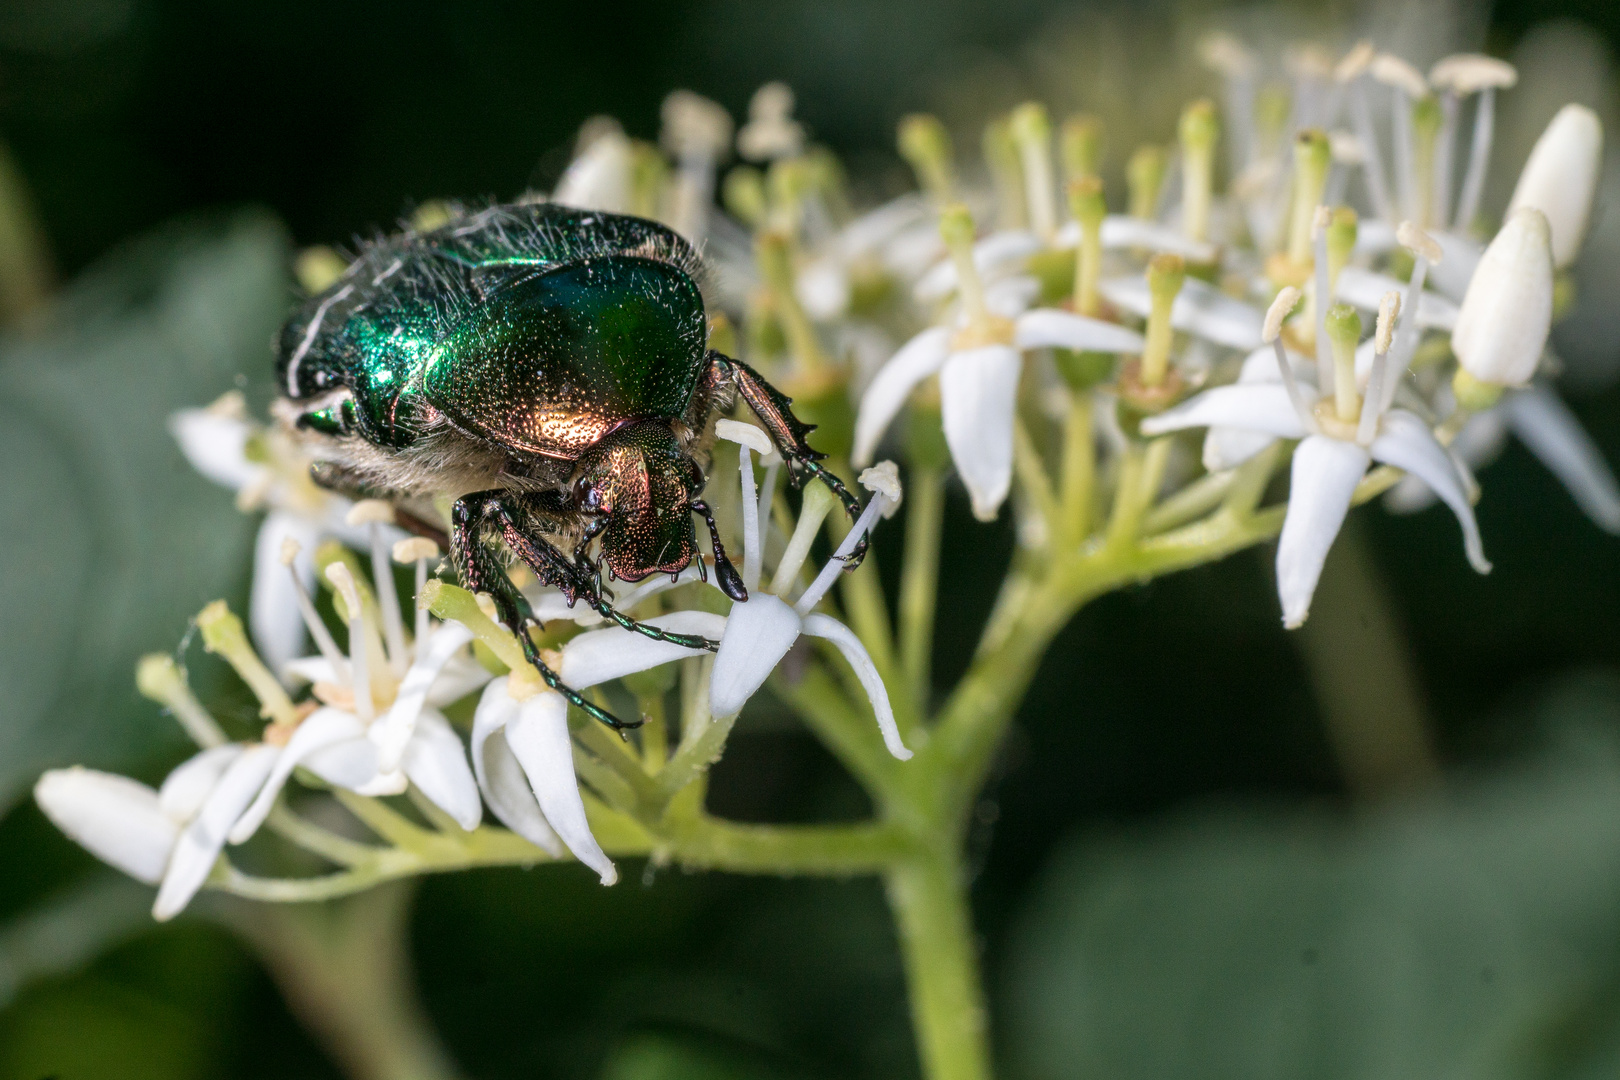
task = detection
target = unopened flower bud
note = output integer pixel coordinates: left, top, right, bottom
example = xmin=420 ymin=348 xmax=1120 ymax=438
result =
xmin=1451 ymin=207 xmax=1554 ymax=388
xmin=1507 ymin=104 xmax=1603 ymax=268
xmin=35 ymin=768 xmax=178 ymax=886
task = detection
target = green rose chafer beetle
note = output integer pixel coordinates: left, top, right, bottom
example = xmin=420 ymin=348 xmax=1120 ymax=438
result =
xmin=276 ymin=203 xmax=864 ymax=730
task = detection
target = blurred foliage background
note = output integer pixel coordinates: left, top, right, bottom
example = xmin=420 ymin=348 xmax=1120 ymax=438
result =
xmin=6 ymin=0 xmax=1620 ymax=1077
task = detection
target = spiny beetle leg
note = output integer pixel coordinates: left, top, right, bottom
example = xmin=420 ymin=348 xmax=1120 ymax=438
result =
xmin=450 ymin=492 xmax=636 ymax=732
xmin=712 ymin=352 xmax=869 ymax=571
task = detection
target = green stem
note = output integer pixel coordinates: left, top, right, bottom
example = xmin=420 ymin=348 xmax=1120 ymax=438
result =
xmin=899 ymin=466 xmax=944 ymax=715
xmin=1058 ymin=392 xmax=1095 ymax=547
xmin=217 ymin=882 xmax=461 ymax=1080
xmin=885 ymin=850 xmax=991 ymax=1080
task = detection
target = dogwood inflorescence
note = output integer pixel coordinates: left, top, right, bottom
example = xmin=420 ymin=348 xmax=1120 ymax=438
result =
xmin=34 ymin=33 xmax=1618 ymax=1080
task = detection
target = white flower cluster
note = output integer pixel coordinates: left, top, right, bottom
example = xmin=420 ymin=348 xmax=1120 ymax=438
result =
xmin=39 ymin=407 xmax=906 ymax=917
xmin=539 ymin=49 xmax=1615 ymax=629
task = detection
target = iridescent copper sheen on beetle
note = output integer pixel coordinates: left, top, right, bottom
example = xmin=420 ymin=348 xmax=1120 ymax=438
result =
xmin=276 ymin=203 xmax=864 ymax=729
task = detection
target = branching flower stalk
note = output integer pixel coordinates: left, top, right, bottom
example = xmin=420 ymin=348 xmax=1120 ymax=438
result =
xmin=34 ymin=35 xmax=1620 ymax=1080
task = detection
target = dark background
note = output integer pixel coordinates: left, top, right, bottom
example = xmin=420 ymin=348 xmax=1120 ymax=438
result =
xmin=5 ymin=1 xmax=1620 ymax=1078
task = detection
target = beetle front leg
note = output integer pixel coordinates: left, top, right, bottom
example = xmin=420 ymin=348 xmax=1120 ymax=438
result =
xmin=706 ymin=351 xmax=869 ymax=568
xmin=450 ymin=492 xmax=638 ymax=732
xmin=484 ymin=494 xmax=723 ymax=654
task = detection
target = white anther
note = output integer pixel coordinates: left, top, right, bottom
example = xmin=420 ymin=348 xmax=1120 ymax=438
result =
xmin=1198 ymin=32 xmax=1256 ymax=79
xmin=1264 ymin=286 xmax=1302 ymax=344
xmin=859 ymin=461 xmax=904 ymax=517
xmin=716 ymin=418 xmax=773 ymax=455
xmin=279 ymin=537 xmax=302 ymax=567
xmin=1396 ymin=221 xmax=1443 ymax=263
xmin=1371 ymin=53 xmax=1428 ymax=98
xmin=1429 ymin=54 xmax=1517 ymax=95
xmin=393 ymin=537 xmax=440 ymax=564
xmin=1329 ymin=130 xmax=1365 ymax=164
xmin=345 ymin=499 xmax=395 ymax=526
xmin=324 ymin=562 xmax=363 ymax=619
xmin=1375 ymin=291 xmax=1401 ymax=355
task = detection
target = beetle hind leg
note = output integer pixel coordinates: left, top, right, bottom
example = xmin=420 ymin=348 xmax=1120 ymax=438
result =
xmin=450 ymin=492 xmax=641 ymax=733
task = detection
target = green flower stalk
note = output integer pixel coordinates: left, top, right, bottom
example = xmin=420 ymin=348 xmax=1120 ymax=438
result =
xmin=1068 ymin=177 xmax=1107 ymax=317
xmin=1010 ymin=102 xmax=1057 ymax=240
xmin=1127 ymin=144 xmax=1167 ymax=220
xmin=1325 ymin=302 xmax=1363 ymax=424
xmin=1061 ymin=113 xmax=1102 ymax=183
xmin=1411 ymin=95 xmax=1443 ymax=227
xmin=899 ymin=114 xmax=956 ymax=204
xmin=1288 ymin=129 xmax=1333 ymax=266
xmin=1140 ymin=253 xmax=1186 ymax=388
xmin=1179 ymin=98 xmax=1219 ymax=243
xmin=983 ymin=115 xmax=1027 ymax=231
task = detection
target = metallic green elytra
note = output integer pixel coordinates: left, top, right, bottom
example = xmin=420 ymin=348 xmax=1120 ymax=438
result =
xmin=276 ymin=203 xmax=865 ymax=731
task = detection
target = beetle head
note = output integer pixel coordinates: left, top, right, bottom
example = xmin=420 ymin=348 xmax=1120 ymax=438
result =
xmin=573 ymin=421 xmax=702 ymax=583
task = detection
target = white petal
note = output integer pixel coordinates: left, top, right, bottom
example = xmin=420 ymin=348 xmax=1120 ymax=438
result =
xmin=1426 ymin=230 xmax=1484 ymax=302
xmin=984 ymin=275 xmax=1039 ymax=318
xmin=351 ymin=769 xmax=409 ymax=797
xmin=35 ymin=768 xmax=178 ymax=885
xmin=1371 ymin=410 xmax=1491 ymax=573
xmin=914 ymin=230 xmax=1041 ymax=303
xmin=251 ymin=512 xmax=322 ymax=679
xmin=526 ymin=587 xmax=603 ymax=626
xmin=1139 ymin=384 xmax=1311 ymax=440
xmin=283 ymin=655 xmax=338 ymax=686
xmin=304 ymin=740 xmax=384 ymax=789
xmin=1097 ymin=215 xmax=1219 ymax=261
xmin=229 ymin=708 xmax=365 ymax=844
xmin=559 ymin=610 xmax=726 ymax=689
xmin=402 ymin=708 xmax=482 ymax=830
xmin=1451 ymin=208 xmax=1554 ymax=387
xmin=1384 ymin=408 xmax=1509 ymax=513
xmin=425 ymin=652 xmax=495 ymax=706
xmin=709 ymin=593 xmax=803 ymax=718
xmin=801 ymin=614 xmax=911 ymax=760
xmin=158 ymin=744 xmax=245 ymax=824
xmin=852 ymin=327 xmax=951 ymax=467
xmin=1276 ymin=436 xmax=1370 ymax=628
xmin=1099 ymin=275 xmax=1264 ymax=350
xmin=1203 ymin=427 xmax=1278 ymax=471
xmin=154 ymin=744 xmax=278 ymax=920
xmin=1014 ymin=309 xmax=1146 ymax=354
xmin=370 ymin=622 xmax=474 ymax=774
xmin=470 ymin=679 xmax=564 ymax=856
xmin=797 ymin=256 xmax=852 ymax=320
xmin=1507 ymin=104 xmax=1603 ymax=268
xmin=506 ymin=694 xmax=616 ymax=885
xmin=167 ymin=408 xmax=257 ymax=490
xmin=941 ymin=343 xmax=1022 ymax=521
xmin=1505 ymin=384 xmax=1620 ymax=533
xmin=1335 ymin=266 xmax=1458 ymax=330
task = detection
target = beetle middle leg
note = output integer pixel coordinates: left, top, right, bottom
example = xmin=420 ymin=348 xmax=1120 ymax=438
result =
xmin=450 ymin=492 xmax=638 ymax=732
xmin=702 ymin=351 xmax=870 ymax=569
xmin=478 ymin=492 xmax=724 ymax=654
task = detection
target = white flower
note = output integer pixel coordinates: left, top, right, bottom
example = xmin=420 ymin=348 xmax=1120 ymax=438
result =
xmin=706 ymin=427 xmax=912 ymax=760
xmin=1451 ymin=208 xmax=1555 ymax=388
xmin=1142 ymin=286 xmax=1489 ymax=627
xmin=169 ymin=392 xmax=396 ymax=677
xmin=469 ymin=608 xmax=726 ymax=886
xmin=552 ymin=123 xmax=635 ymax=214
xmin=736 ymin=82 xmax=805 ymax=162
xmin=1097 ymin=272 xmax=1264 ymax=351
xmin=1507 ymin=104 xmax=1603 ymax=268
xmin=856 ymin=211 xmax=1144 ymax=519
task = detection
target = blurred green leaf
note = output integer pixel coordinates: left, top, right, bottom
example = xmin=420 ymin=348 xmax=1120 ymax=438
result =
xmin=0 ymin=209 xmax=290 ymax=813
xmin=599 ymin=1030 xmax=792 ymax=1080
xmin=1005 ymin=681 xmax=1620 ymax=1080
xmin=0 ymin=872 xmax=151 ymax=1007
